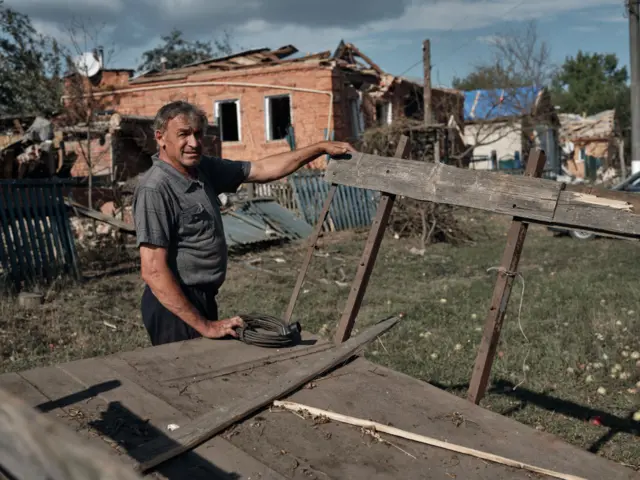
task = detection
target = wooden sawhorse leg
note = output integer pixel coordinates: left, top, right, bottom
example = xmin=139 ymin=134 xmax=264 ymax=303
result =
xmin=282 ymin=185 xmax=337 ymax=325
xmin=467 ymin=149 xmax=547 ymax=404
xmin=334 ymin=135 xmax=412 ymax=343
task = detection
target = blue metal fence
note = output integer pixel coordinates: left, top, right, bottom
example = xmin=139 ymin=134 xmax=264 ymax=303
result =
xmin=288 ymin=170 xmax=379 ymax=231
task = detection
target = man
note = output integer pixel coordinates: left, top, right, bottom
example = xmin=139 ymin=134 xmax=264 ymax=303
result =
xmin=133 ymin=101 xmax=355 ymax=346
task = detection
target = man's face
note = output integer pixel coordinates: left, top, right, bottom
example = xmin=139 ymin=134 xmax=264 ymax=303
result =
xmin=155 ymin=114 xmax=204 ymax=169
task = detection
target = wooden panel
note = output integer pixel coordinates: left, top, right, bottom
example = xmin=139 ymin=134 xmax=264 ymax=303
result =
xmin=325 ymin=153 xmax=560 ymax=221
xmin=282 ymin=358 xmax=635 ymax=480
xmin=0 ymin=387 xmax=142 ymax=480
xmin=552 ymin=190 xmax=640 ymax=236
xmin=325 ymin=153 xmax=640 ymax=238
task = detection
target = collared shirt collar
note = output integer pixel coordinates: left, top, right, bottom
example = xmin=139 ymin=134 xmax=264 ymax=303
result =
xmin=152 ymin=154 xmax=203 ymax=193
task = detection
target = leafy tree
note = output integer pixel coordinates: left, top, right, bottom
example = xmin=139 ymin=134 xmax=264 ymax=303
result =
xmin=137 ymin=29 xmax=234 ymax=72
xmin=550 ymin=51 xmax=629 ymax=119
xmin=0 ymin=0 xmax=63 ymax=116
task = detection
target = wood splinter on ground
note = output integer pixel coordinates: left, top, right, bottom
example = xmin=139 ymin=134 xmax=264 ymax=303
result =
xmin=272 ymin=400 xmax=587 ymax=480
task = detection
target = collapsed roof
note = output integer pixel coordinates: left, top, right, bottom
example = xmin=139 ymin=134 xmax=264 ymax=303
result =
xmin=559 ymin=109 xmax=617 ymax=142
xmin=130 ymin=40 xmax=412 ymax=87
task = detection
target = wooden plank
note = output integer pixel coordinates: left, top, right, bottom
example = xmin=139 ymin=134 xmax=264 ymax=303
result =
xmin=282 ymin=358 xmax=636 ymax=480
xmin=282 ymin=184 xmax=337 ymax=325
xmin=334 ymin=135 xmax=411 ymax=343
xmin=0 ymin=186 xmax=20 ymax=287
xmin=54 ymin=185 xmax=80 ymax=279
xmin=59 ymin=357 xmax=287 ymax=480
xmin=131 ymin=314 xmax=403 ymax=473
xmin=27 ymin=185 xmax=53 ymax=280
xmin=325 ymin=152 xmax=640 ymax=238
xmin=3 ymin=185 xmax=30 ymax=284
xmin=65 ymin=198 xmax=135 ymax=234
xmin=33 ymin=185 xmax=58 ymax=277
xmin=18 ymin=186 xmax=42 ymax=279
xmin=42 ymin=185 xmax=66 ymax=272
xmin=11 ymin=185 xmax=37 ymax=281
xmin=467 ymin=150 xmax=547 ymax=404
xmin=326 ymin=152 xmax=560 ymax=221
xmin=0 ymin=387 xmax=143 ymax=480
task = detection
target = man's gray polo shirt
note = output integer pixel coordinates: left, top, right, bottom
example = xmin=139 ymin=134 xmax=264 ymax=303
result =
xmin=132 ymin=154 xmax=251 ymax=290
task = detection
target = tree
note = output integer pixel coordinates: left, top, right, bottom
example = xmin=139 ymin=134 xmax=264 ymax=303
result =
xmin=550 ymin=51 xmax=629 ymax=118
xmin=447 ymin=22 xmax=554 ymax=164
xmin=452 ymin=22 xmax=553 ymax=91
xmin=137 ymin=29 xmax=234 ymax=72
xmin=0 ymin=0 xmax=63 ymax=116
xmin=60 ymin=17 xmax=120 ymax=213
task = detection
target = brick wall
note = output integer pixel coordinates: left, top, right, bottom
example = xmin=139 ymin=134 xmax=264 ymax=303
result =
xmin=94 ymin=63 xmax=338 ymax=169
xmin=63 ymin=135 xmax=112 ymax=178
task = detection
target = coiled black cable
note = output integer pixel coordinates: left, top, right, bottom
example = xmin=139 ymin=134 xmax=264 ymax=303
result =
xmin=234 ymin=313 xmax=302 ymax=348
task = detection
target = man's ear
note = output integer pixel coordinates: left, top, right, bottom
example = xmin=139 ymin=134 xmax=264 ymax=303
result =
xmin=154 ymin=130 xmax=165 ymax=149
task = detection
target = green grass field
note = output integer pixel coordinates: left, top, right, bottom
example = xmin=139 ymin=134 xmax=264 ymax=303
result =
xmin=1 ymin=209 xmax=639 ymax=468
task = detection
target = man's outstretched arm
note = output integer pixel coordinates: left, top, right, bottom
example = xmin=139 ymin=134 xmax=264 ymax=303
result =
xmin=246 ymin=140 xmax=355 ymax=183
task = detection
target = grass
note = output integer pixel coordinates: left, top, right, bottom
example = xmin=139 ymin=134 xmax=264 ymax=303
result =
xmin=1 ymin=209 xmax=639 ymax=468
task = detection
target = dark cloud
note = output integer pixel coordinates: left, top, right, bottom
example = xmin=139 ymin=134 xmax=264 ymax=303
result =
xmin=6 ymin=0 xmax=412 ymax=51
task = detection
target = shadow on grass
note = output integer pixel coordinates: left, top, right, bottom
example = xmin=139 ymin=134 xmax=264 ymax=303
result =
xmin=431 ymin=379 xmax=640 ymax=454
xmin=36 ymin=381 xmax=240 ymax=479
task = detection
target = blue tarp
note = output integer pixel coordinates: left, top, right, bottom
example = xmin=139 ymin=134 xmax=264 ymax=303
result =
xmin=463 ymin=86 xmax=543 ymax=121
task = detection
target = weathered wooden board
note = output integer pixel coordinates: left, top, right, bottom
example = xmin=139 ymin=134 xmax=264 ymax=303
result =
xmin=2 ymin=360 xmax=286 ymax=480
xmin=131 ymin=315 xmax=402 ymax=473
xmin=262 ymin=359 xmax=637 ymax=480
xmin=0 ymin=387 xmax=142 ymax=480
xmin=325 ymin=154 xmax=561 ymax=221
xmin=0 ymin=332 xmax=636 ymax=480
xmin=325 ymin=153 xmax=640 ymax=238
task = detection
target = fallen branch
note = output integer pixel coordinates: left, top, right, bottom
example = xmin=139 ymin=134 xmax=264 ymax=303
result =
xmin=272 ymin=401 xmax=587 ymax=480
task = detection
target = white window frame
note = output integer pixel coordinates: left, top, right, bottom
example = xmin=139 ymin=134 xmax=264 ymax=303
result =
xmin=213 ymin=99 xmax=241 ymax=142
xmin=264 ymin=93 xmax=292 ymax=141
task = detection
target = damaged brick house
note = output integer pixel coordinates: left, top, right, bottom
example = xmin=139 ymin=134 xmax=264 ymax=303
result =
xmin=62 ymin=41 xmax=463 ymax=172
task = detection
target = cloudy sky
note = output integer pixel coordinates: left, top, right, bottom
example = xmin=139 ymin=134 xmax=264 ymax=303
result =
xmin=6 ymin=0 xmax=630 ymax=86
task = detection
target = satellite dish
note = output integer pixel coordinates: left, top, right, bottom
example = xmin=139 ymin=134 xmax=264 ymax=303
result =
xmin=73 ymin=51 xmax=102 ymax=77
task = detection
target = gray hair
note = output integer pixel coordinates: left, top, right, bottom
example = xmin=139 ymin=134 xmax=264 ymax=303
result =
xmin=153 ymin=101 xmax=208 ymax=133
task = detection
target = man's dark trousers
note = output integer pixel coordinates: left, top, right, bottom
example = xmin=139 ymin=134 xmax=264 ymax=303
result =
xmin=141 ymin=283 xmax=218 ymax=345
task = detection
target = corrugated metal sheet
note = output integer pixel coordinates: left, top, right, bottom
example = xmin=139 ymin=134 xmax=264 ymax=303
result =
xmin=222 ymin=198 xmax=312 ymax=248
xmin=237 ymin=198 xmax=312 ymax=239
xmin=289 ymin=170 xmax=379 ymax=230
xmin=463 ymin=86 xmax=543 ymax=121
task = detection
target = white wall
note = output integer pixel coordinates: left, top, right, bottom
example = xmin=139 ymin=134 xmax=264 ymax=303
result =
xmin=464 ymin=120 xmax=522 ymax=170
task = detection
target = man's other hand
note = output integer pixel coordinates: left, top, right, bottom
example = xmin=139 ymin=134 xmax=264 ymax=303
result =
xmin=322 ymin=141 xmax=356 ymax=158
xmin=202 ymin=316 xmax=245 ymax=338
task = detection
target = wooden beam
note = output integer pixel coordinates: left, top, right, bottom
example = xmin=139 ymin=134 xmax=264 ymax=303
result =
xmin=467 ymin=150 xmax=547 ymax=405
xmin=64 ymin=199 xmax=135 ymax=234
xmin=130 ymin=315 xmax=403 ymax=474
xmin=282 ymin=185 xmax=337 ymax=325
xmin=334 ymin=136 xmax=411 ymax=343
xmin=325 ymin=152 xmax=640 ymax=239
xmin=0 ymin=388 xmax=142 ymax=480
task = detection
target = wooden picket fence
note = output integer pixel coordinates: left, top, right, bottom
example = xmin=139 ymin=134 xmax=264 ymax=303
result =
xmin=0 ymin=179 xmax=80 ymax=290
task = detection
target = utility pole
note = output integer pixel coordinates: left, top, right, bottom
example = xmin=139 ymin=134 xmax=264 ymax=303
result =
xmin=423 ymin=39 xmax=432 ymax=124
xmin=628 ymin=0 xmax=640 ymax=172
xmin=423 ymin=39 xmax=440 ymax=162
